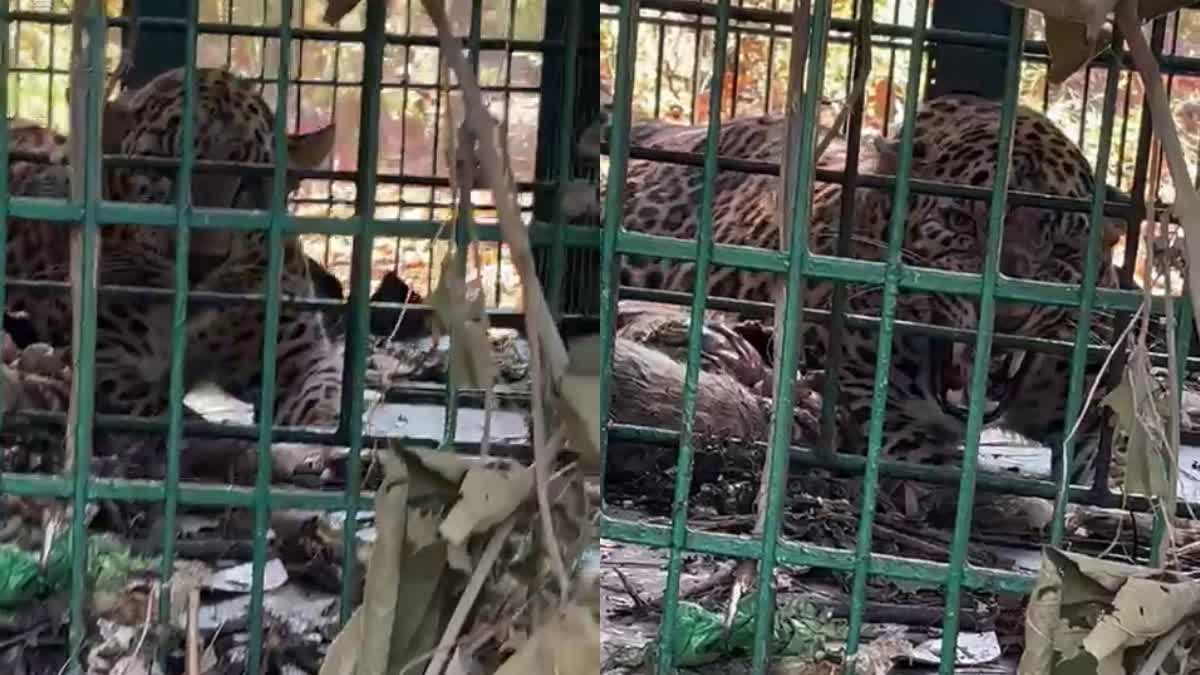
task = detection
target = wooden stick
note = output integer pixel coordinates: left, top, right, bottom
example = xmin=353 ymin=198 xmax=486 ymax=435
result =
xmin=186 ymin=588 xmax=201 ymax=675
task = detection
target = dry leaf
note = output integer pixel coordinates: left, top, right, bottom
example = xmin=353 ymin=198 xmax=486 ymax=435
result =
xmin=168 ymin=560 xmax=213 ymax=631
xmin=319 ymin=450 xmax=451 ymax=675
xmin=352 ymin=450 xmax=411 ymax=675
xmin=428 ymin=251 xmax=496 ymax=390
xmin=1043 ymin=17 xmax=1101 ymax=84
xmin=322 ymin=0 xmax=363 ymax=24
xmin=439 ymin=459 xmax=534 ymax=546
xmin=494 ymin=602 xmax=600 ymax=675
xmin=999 ymin=0 xmax=1190 ymax=83
xmin=557 ymin=335 xmax=603 ymax=464
xmin=1100 ymin=355 xmax=1176 ymax=506
xmin=404 ymin=445 xmax=474 ymax=485
xmin=998 ymin=0 xmax=1117 ymax=40
xmin=845 ymin=637 xmax=914 ymax=675
xmin=1017 ymin=547 xmax=1200 ymax=675
xmin=319 ymin=610 xmax=364 ymax=675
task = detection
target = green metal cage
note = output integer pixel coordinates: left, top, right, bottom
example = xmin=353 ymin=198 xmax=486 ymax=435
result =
xmin=0 ymin=0 xmax=595 ymax=672
xmin=599 ymin=1 xmax=1200 ymax=674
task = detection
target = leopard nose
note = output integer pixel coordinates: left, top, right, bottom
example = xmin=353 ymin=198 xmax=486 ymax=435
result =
xmin=1000 ymin=247 xmax=1034 ymax=279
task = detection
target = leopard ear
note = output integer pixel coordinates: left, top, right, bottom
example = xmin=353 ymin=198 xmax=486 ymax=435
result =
xmin=865 ymin=135 xmax=931 ymax=177
xmin=287 ymin=123 xmax=336 ymax=170
xmin=1100 ymin=184 xmax=1138 ymax=251
xmin=62 ymin=87 xmax=135 ymax=154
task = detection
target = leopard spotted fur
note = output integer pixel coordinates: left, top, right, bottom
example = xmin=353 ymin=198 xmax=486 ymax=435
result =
xmin=4 ymin=68 xmax=344 ymax=474
xmin=616 ymin=95 xmax=1129 ymax=486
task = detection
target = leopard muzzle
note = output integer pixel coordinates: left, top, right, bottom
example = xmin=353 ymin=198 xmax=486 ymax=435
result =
xmin=931 ymin=340 xmax=1029 ymax=424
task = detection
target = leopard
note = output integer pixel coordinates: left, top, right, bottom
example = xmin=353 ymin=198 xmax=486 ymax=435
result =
xmin=3 ymin=67 xmax=344 ymax=477
xmin=614 ymin=94 xmax=1133 ymax=489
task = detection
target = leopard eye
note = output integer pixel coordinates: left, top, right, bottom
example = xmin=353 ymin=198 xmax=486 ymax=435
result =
xmin=942 ymin=207 xmax=976 ymax=233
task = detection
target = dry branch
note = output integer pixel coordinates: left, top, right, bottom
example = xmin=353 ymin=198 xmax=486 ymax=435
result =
xmin=417 ymin=0 xmax=580 ymax=665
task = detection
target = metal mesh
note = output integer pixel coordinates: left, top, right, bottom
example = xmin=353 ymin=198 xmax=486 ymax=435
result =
xmin=599 ymin=1 xmax=1199 ymax=673
xmin=0 ymin=0 xmax=591 ymax=672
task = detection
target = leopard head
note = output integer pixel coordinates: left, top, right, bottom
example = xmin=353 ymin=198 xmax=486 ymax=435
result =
xmin=100 ymin=67 xmax=336 ymax=276
xmin=862 ymin=96 xmax=1127 ymax=424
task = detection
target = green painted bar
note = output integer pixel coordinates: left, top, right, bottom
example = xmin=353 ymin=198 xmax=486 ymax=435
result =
xmin=597 ymin=0 xmax=638 ymax=516
xmin=65 ymin=4 xmax=108 ymax=670
xmin=247 ymin=1 xmax=295 ymax=670
xmin=546 ymin=0 xmax=583 ymax=317
xmin=937 ymin=13 xmax=1026 ymax=674
xmin=339 ymin=0 xmax=387 ymax=624
xmin=607 ymin=421 xmax=1200 ymax=516
xmin=749 ymin=2 xmax=832 ymax=672
xmin=157 ymin=0 xmax=200 ymax=637
xmin=0 ymin=472 xmax=367 ymax=508
xmin=843 ymin=0 xmax=930 ymax=657
xmin=1154 ymin=292 xmax=1197 ymax=563
xmin=1051 ymin=50 xmax=1121 ymax=547
xmin=655 ymin=2 xmax=729 ymax=671
xmin=442 ymin=3 xmax=486 ymax=447
xmin=614 ymin=228 xmax=1168 ymax=315
xmin=600 ymin=516 xmax=1033 ymax=593
xmin=0 ymin=0 xmax=10 ymax=423
xmin=819 ymin=0 xmax=874 ymax=459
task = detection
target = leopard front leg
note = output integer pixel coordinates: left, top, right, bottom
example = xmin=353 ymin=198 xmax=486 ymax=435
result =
xmin=184 ymin=299 xmax=345 ymax=481
xmin=185 ymin=239 xmax=346 ymax=429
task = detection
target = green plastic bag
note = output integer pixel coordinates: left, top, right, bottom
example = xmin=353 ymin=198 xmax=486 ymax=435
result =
xmin=665 ymin=598 xmax=848 ymax=667
xmin=0 ymin=536 xmax=70 ymax=609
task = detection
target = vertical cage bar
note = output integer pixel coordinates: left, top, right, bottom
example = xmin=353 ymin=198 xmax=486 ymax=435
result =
xmin=442 ymin=3 xmax=485 ymax=446
xmin=1093 ymin=17 xmax=1167 ymax=499
xmin=1151 ymin=287 xmax=1193 ymax=565
xmin=654 ymin=2 xmax=729 ymax=672
xmin=339 ymin=0 xmax=387 ymax=624
xmin=750 ymin=2 xmax=832 ymax=671
xmin=819 ymin=0 xmax=870 ymax=457
xmin=247 ymin=0 xmax=295 ymax=670
xmin=546 ymin=0 xmax=582 ymax=317
xmin=158 ymin=0 xmax=200 ymax=636
xmin=0 ymin=0 xmax=10 ymax=423
xmin=938 ymin=13 xmax=1026 ymax=674
xmin=598 ymin=0 xmax=639 ymax=509
xmin=65 ymin=3 xmax=107 ymax=671
xmin=124 ymin=0 xmax=187 ymax=88
xmin=1050 ymin=44 xmax=1120 ymax=547
xmin=843 ymin=0 xmax=929 ymax=657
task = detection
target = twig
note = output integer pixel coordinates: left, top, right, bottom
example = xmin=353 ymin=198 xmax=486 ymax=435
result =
xmin=731 ymin=0 xmax=814 ymax=628
xmin=613 ymin=568 xmax=648 ymax=611
xmin=420 ymin=0 xmax=571 ymax=605
xmin=416 ymin=0 xmax=567 ymax=378
xmin=186 ymin=588 xmax=201 ymax=675
xmin=1155 ymin=152 xmax=1183 ymax=564
xmin=813 ymin=8 xmax=871 ymax=160
xmin=129 ymin=583 xmax=156 ymax=662
xmin=422 ymin=515 xmax=517 ymax=675
xmin=761 ymin=0 xmax=810 ymax=535
xmin=648 ymin=563 xmax=736 ymax=609
xmin=1133 ymin=617 xmax=1191 ymax=675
